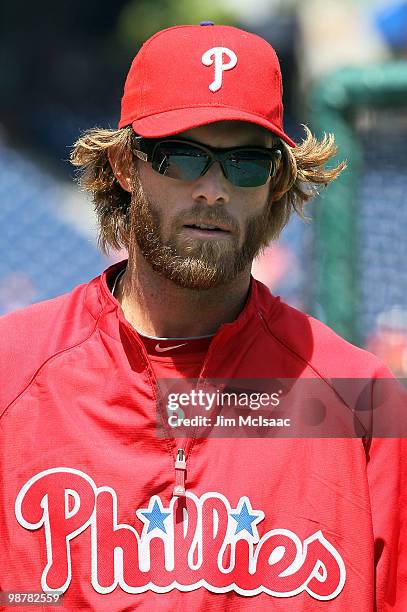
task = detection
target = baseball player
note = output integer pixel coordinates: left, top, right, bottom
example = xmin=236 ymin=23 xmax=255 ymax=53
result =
xmin=1 ymin=23 xmax=406 ymax=611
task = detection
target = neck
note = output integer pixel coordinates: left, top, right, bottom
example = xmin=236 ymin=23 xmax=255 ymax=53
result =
xmin=115 ymin=252 xmax=252 ymax=338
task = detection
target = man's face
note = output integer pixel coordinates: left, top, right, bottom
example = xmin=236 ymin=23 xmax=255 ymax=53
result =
xmin=129 ymin=121 xmax=277 ymax=290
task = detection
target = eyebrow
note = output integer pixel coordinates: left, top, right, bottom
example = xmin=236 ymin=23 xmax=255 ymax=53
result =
xmin=171 ymin=136 xmax=276 ymax=149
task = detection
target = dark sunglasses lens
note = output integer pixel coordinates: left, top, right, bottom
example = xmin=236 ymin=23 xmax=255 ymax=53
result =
xmin=224 ymin=151 xmax=273 ymax=187
xmin=152 ymin=143 xmax=209 ymax=181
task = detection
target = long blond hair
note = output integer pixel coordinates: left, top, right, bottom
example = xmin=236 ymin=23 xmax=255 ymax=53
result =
xmin=71 ymin=125 xmax=346 ymax=254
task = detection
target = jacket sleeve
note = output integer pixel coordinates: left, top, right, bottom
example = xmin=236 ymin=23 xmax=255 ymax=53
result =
xmin=367 ymin=364 xmax=407 ymax=611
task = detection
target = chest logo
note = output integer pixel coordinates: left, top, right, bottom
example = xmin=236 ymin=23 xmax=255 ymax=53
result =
xmin=15 ymin=467 xmax=346 ymax=600
xmin=201 ymin=47 xmax=238 ymax=92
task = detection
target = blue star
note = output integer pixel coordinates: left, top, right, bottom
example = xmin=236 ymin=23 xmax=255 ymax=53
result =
xmin=230 ymin=498 xmax=264 ymax=538
xmin=138 ymin=498 xmax=171 ymax=534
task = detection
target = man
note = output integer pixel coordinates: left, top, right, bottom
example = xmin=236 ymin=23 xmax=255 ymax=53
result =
xmin=0 ymin=23 xmax=405 ymax=611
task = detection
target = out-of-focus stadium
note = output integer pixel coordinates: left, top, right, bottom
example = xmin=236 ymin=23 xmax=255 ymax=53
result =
xmin=1 ymin=0 xmax=407 ymax=375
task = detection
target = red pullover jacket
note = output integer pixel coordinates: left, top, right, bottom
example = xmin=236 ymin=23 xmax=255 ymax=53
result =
xmin=0 ymin=261 xmax=406 ymax=611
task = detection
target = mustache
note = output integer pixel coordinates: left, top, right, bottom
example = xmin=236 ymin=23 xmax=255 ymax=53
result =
xmin=175 ymin=205 xmax=240 ymax=234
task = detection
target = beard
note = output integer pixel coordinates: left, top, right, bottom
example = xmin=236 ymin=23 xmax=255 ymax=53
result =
xmin=128 ymin=174 xmax=274 ymax=290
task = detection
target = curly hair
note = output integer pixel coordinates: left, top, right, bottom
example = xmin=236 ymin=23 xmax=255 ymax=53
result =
xmin=70 ymin=125 xmax=346 ymax=254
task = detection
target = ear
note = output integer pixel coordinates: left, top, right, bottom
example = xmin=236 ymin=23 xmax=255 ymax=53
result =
xmin=108 ymin=145 xmax=133 ymax=193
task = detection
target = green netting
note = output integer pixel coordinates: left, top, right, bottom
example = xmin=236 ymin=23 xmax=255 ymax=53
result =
xmin=309 ymin=62 xmax=407 ymax=345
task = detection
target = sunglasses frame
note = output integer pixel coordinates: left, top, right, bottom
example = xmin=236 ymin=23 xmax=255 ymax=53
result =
xmin=132 ymin=136 xmax=282 ymax=187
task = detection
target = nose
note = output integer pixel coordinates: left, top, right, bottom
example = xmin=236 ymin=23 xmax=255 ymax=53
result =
xmin=191 ymin=161 xmax=231 ymax=206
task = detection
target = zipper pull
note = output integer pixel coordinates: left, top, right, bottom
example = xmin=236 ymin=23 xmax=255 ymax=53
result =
xmin=173 ymin=448 xmax=187 ymax=497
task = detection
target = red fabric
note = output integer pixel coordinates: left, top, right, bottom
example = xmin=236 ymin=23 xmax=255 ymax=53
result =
xmin=0 ymin=260 xmax=406 ymax=611
xmin=118 ymin=24 xmax=296 ymax=147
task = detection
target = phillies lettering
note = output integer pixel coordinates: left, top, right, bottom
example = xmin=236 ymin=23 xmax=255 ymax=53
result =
xmin=201 ymin=47 xmax=238 ymax=92
xmin=15 ymin=468 xmax=346 ymax=599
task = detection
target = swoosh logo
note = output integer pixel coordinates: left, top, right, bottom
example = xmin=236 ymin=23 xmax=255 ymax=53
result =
xmin=155 ymin=343 xmax=188 ymax=353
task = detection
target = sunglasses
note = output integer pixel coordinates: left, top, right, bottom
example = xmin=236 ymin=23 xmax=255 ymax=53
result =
xmin=133 ymin=136 xmax=282 ymax=188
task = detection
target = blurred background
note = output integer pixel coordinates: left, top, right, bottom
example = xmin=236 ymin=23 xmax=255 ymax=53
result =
xmin=1 ymin=0 xmax=407 ymax=375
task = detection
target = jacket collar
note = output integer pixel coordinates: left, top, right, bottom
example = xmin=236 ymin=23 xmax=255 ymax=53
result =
xmin=85 ymin=259 xmax=280 ymax=342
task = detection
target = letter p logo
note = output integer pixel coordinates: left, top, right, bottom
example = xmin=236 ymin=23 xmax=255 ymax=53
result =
xmin=201 ymin=47 xmax=238 ymax=92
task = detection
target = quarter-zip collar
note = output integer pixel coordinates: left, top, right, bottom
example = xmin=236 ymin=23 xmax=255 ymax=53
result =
xmin=85 ymin=259 xmax=281 ymax=497
xmin=89 ymin=259 xmax=281 ymax=344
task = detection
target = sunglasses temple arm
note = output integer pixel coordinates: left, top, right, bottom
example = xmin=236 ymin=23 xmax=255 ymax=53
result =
xmin=131 ymin=136 xmax=149 ymax=161
xmin=271 ymin=149 xmax=282 ymax=177
xmin=133 ymin=150 xmax=148 ymax=162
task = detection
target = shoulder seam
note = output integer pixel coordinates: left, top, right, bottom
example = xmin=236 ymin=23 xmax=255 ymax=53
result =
xmin=258 ymin=311 xmax=326 ymax=380
xmin=258 ymin=311 xmax=370 ymax=442
xmin=0 ymin=301 xmax=108 ymax=421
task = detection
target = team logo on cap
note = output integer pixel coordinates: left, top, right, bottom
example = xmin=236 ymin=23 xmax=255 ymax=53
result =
xmin=201 ymin=47 xmax=238 ymax=92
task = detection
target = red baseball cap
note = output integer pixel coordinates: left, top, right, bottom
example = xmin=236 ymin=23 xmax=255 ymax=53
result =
xmin=119 ymin=23 xmax=296 ymax=147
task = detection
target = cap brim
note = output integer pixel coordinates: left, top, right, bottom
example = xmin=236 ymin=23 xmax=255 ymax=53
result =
xmin=129 ymin=106 xmax=296 ymax=148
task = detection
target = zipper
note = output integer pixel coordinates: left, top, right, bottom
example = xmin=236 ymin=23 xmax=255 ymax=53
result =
xmin=171 ymin=333 xmax=225 ymax=496
xmin=119 ymin=305 xmax=230 ymax=498
xmin=173 ymin=448 xmax=187 ymax=496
